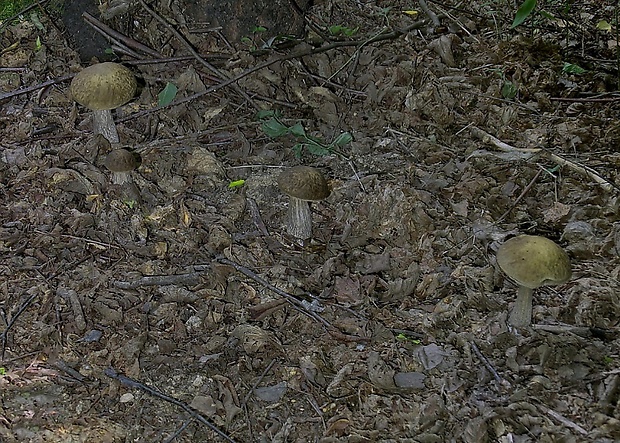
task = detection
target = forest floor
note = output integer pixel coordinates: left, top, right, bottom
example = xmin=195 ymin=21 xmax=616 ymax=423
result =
xmin=1 ymin=0 xmax=619 ymax=442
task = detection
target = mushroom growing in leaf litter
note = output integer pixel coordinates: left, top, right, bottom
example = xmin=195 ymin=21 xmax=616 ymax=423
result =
xmin=496 ymin=235 xmax=572 ymax=328
xmin=277 ymin=166 xmax=330 ymax=240
xmin=103 ymin=148 xmax=142 ymax=203
xmin=70 ymin=62 xmax=137 ymax=144
xmin=104 ymin=148 xmax=140 ymax=184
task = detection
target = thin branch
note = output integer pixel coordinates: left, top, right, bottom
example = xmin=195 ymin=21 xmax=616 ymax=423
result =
xmin=494 ymin=169 xmax=543 ymax=224
xmin=118 ymin=18 xmax=433 ymax=123
xmin=536 ymin=403 xmax=589 ymax=435
xmin=471 ymin=341 xmax=511 ymax=388
xmin=471 ymin=126 xmax=615 ymax=192
xmin=215 ymin=257 xmax=330 ymax=327
xmin=112 ymin=272 xmax=202 ymax=289
xmin=82 ymin=12 xmax=162 ymax=58
xmin=104 ymin=368 xmax=238 ymax=443
xmin=137 ymin=0 xmax=259 ymax=110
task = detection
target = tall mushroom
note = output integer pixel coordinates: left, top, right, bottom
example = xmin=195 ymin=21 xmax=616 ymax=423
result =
xmin=70 ymin=62 xmax=137 ymax=144
xmin=496 ymin=235 xmax=572 ymax=328
xmin=277 ymin=166 xmax=330 ymax=240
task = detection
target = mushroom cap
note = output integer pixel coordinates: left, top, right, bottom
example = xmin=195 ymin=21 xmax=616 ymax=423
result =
xmin=497 ymin=235 xmax=571 ymax=289
xmin=104 ymin=148 xmax=140 ymax=173
xmin=277 ymin=166 xmax=330 ymax=201
xmin=70 ymin=62 xmax=137 ymax=111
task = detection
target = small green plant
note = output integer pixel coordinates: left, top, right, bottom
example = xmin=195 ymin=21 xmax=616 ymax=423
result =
xmin=562 ymin=62 xmax=586 ymax=75
xmin=242 ymin=26 xmax=297 ymax=52
xmin=0 ymin=367 xmax=6 ymax=376
xmin=494 ymin=69 xmax=518 ymax=99
xmin=241 ymin=25 xmax=267 ymax=51
xmin=258 ymin=110 xmax=352 ymax=158
xmin=123 ymin=199 xmax=137 ymax=209
xmin=395 ymin=333 xmax=421 ymax=344
xmin=328 ymin=24 xmax=359 ymax=37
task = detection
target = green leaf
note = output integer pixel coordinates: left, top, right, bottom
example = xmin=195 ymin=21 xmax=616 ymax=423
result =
xmin=539 ymin=10 xmax=555 ymax=20
xmin=328 ymin=24 xmax=358 ymax=37
xmin=158 ymin=82 xmax=178 ymax=107
xmin=288 ymin=122 xmax=307 ymax=138
xmin=253 ymin=25 xmax=267 ymax=33
xmin=228 ymin=179 xmax=245 ymax=189
xmin=261 ymin=118 xmax=289 ymax=138
xmin=597 ymin=20 xmax=612 ymax=31
xmin=256 ymin=109 xmax=277 ymax=120
xmin=333 ymin=132 xmax=352 ymax=147
xmin=562 ymin=62 xmax=586 ymax=75
xmin=305 ymin=141 xmax=331 ymax=156
xmin=501 ymin=81 xmax=518 ymax=99
xmin=30 ymin=12 xmax=45 ymax=31
xmin=292 ymin=143 xmax=304 ymax=158
xmin=511 ymin=0 xmax=537 ymax=28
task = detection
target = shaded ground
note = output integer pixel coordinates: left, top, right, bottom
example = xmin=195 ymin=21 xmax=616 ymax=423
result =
xmin=1 ymin=0 xmax=620 ymax=442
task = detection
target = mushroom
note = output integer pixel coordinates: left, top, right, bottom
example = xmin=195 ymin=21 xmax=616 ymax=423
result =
xmin=70 ymin=62 xmax=137 ymax=144
xmin=277 ymin=166 xmax=330 ymax=240
xmin=103 ymin=148 xmax=142 ymax=204
xmin=104 ymin=148 xmax=140 ymax=184
xmin=496 ymin=235 xmax=572 ymax=328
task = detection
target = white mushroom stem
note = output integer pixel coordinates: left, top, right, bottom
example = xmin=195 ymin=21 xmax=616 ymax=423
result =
xmin=111 ymin=171 xmax=131 ymax=185
xmin=509 ymin=285 xmax=534 ymax=328
xmin=93 ymin=109 xmax=120 ymax=144
xmin=287 ymin=198 xmax=312 ymax=240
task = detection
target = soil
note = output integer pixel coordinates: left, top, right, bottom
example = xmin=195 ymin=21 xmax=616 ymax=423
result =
xmin=1 ymin=0 xmax=620 ymax=442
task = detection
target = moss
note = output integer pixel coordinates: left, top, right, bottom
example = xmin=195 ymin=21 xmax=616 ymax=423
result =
xmin=0 ymin=0 xmax=63 ymax=22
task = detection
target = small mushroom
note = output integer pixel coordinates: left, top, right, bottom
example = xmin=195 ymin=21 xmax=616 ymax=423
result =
xmin=70 ymin=62 xmax=137 ymax=144
xmin=104 ymin=148 xmax=140 ymax=184
xmin=277 ymin=166 xmax=330 ymax=240
xmin=103 ymin=148 xmax=142 ymax=204
xmin=496 ymin=235 xmax=572 ymax=328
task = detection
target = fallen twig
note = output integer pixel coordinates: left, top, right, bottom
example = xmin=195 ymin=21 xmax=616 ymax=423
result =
xmin=215 ymin=257 xmax=329 ymax=325
xmin=536 ymin=402 xmax=589 ymax=436
xmin=471 ymin=341 xmax=511 ymax=388
xmin=0 ymin=74 xmax=74 ymax=101
xmin=137 ymin=0 xmax=259 ymax=110
xmin=104 ymin=367 xmax=238 ymax=443
xmin=1 ymin=292 xmax=41 ymax=361
xmin=118 ymin=17 xmax=433 ymax=123
xmin=471 ymin=126 xmax=615 ymax=192
xmin=419 ymin=0 xmax=441 ymax=27
xmin=82 ymin=12 xmax=162 ymax=58
xmin=494 ymin=169 xmax=543 ymax=224
xmin=112 ymin=272 xmax=202 ymax=289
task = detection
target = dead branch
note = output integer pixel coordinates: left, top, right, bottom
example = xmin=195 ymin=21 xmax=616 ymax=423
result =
xmin=471 ymin=126 xmax=615 ymax=192
xmin=105 ymin=367 xmax=238 ymax=443
xmin=137 ymin=0 xmax=259 ymax=110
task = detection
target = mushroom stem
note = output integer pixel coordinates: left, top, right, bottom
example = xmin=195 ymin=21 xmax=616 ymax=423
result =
xmin=287 ymin=197 xmax=312 ymax=240
xmin=509 ymin=285 xmax=534 ymax=328
xmin=93 ymin=109 xmax=120 ymax=144
xmin=111 ymin=171 xmax=131 ymax=185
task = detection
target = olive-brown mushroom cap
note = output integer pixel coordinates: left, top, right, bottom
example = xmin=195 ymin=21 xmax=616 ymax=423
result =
xmin=497 ymin=235 xmax=571 ymax=289
xmin=277 ymin=166 xmax=330 ymax=201
xmin=104 ymin=149 xmax=140 ymax=173
xmin=70 ymin=62 xmax=137 ymax=111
